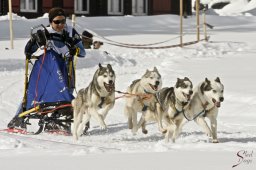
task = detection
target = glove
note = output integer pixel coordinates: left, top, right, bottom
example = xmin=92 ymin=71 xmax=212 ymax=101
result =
xmin=69 ymin=46 xmax=77 ymax=56
xmin=35 ymin=29 xmax=47 ymax=46
xmin=24 ymin=39 xmax=36 ymax=59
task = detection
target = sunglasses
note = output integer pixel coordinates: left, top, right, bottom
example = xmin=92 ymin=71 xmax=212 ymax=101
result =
xmin=52 ymin=19 xmax=66 ymax=25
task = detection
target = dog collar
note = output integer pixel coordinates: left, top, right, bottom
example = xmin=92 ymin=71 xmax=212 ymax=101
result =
xmin=144 ymin=89 xmax=152 ymax=94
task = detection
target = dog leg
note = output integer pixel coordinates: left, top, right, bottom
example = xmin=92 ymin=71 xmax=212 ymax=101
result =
xmin=195 ymin=117 xmax=212 ymax=138
xmin=101 ymin=103 xmax=114 ymax=120
xmin=72 ymin=104 xmax=84 ymax=141
xmin=131 ymin=110 xmax=138 ymax=135
xmin=77 ymin=113 xmax=91 ymax=138
xmin=72 ymin=111 xmax=78 ymax=140
xmin=137 ymin=115 xmax=147 ymax=134
xmin=72 ymin=99 xmax=87 ymax=141
xmin=208 ymin=115 xmax=219 ymax=143
xmin=172 ymin=118 xmax=185 ymax=142
xmin=165 ymin=130 xmax=171 ymax=143
xmin=73 ymin=111 xmax=85 ymax=140
xmin=141 ymin=120 xmax=148 ymax=134
xmin=124 ymin=106 xmax=133 ymax=129
xmin=165 ymin=124 xmax=175 ymax=143
xmin=156 ymin=104 xmax=166 ymax=133
xmin=90 ymin=107 xmax=107 ymax=130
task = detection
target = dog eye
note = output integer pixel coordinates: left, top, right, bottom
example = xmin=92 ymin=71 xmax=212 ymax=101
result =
xmin=213 ymin=90 xmax=217 ymax=93
xmin=221 ymin=90 xmax=224 ymax=93
xmin=181 ymin=84 xmax=187 ymax=88
xmin=103 ymin=75 xmax=107 ymax=78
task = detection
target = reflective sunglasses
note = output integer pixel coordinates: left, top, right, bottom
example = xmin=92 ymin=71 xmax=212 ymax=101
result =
xmin=52 ymin=19 xmax=66 ymax=25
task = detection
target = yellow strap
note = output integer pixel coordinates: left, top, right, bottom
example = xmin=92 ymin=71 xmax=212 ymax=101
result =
xmin=18 ymin=105 xmax=40 ymax=117
xmin=74 ymin=47 xmax=79 ymax=70
xmin=22 ymin=59 xmax=29 ymax=106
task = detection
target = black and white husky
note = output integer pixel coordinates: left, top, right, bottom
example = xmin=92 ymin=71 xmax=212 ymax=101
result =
xmin=124 ymin=67 xmax=162 ymax=134
xmin=154 ymin=77 xmax=194 ymax=142
xmin=72 ymin=64 xmax=115 ymax=140
xmin=185 ymin=77 xmax=224 ymax=143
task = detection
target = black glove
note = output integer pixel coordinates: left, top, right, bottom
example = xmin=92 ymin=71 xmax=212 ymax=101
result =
xmin=24 ymin=38 xmax=36 ymax=59
xmin=69 ymin=46 xmax=77 ymax=56
xmin=34 ymin=29 xmax=47 ymax=46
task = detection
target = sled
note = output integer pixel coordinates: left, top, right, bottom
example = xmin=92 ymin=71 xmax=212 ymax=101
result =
xmin=12 ymin=25 xmax=77 ymax=135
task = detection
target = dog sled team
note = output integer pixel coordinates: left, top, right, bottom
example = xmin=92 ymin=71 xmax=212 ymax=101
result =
xmin=72 ymin=64 xmax=224 ymax=143
xmin=5 ymin=7 xmax=224 ymax=143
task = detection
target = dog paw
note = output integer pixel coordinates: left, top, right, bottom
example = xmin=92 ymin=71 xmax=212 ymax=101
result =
xmin=128 ymin=120 xmax=133 ymax=129
xmin=73 ymin=134 xmax=79 ymax=141
xmin=212 ymin=139 xmax=219 ymax=143
xmin=142 ymin=129 xmax=148 ymax=134
xmin=161 ymin=129 xmax=167 ymax=134
xmin=206 ymin=131 xmax=212 ymax=137
xmin=165 ymin=137 xmax=170 ymax=143
xmin=100 ymin=125 xmax=107 ymax=130
xmin=132 ymin=128 xmax=139 ymax=135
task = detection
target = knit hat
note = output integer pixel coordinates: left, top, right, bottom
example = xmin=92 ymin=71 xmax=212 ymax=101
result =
xmin=48 ymin=7 xmax=66 ymax=23
xmin=82 ymin=30 xmax=93 ymax=38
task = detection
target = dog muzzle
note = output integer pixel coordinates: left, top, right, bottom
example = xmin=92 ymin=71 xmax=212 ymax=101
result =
xmin=104 ymin=82 xmax=115 ymax=92
xmin=149 ymin=84 xmax=159 ymax=91
xmin=212 ymin=98 xmax=222 ymax=107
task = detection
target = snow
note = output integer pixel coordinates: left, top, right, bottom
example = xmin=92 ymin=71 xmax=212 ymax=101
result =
xmin=1 ymin=1 xmax=256 ymax=170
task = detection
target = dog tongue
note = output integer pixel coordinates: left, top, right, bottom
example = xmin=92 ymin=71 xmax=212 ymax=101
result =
xmin=104 ymin=83 xmax=114 ymax=92
xmin=154 ymin=85 xmax=158 ymax=91
xmin=215 ymin=102 xmax=221 ymax=107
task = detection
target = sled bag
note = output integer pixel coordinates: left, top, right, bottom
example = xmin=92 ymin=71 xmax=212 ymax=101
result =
xmin=25 ymin=50 xmax=74 ymax=110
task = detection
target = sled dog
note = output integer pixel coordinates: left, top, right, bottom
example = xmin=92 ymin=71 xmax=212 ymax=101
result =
xmin=124 ymin=67 xmax=162 ymax=134
xmin=152 ymin=77 xmax=193 ymax=142
xmin=72 ymin=64 xmax=115 ymax=140
xmin=183 ymin=77 xmax=224 ymax=143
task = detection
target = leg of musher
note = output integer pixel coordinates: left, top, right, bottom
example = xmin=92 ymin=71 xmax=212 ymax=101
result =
xmin=7 ymin=103 xmax=26 ymax=129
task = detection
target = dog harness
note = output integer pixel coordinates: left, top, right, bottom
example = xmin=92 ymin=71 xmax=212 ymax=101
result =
xmin=98 ymin=97 xmax=105 ymax=108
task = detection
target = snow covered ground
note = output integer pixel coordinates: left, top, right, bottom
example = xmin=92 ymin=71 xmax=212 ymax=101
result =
xmin=1 ymin=1 xmax=256 ymax=170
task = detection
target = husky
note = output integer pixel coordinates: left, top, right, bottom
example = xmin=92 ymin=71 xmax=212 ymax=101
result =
xmin=184 ymin=77 xmax=224 ymax=143
xmin=152 ymin=77 xmax=193 ymax=142
xmin=72 ymin=64 xmax=115 ymax=140
xmin=124 ymin=67 xmax=162 ymax=134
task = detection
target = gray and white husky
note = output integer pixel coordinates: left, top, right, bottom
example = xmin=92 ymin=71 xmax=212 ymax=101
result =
xmin=124 ymin=67 xmax=162 ymax=134
xmin=154 ymin=77 xmax=194 ymax=142
xmin=185 ymin=77 xmax=224 ymax=143
xmin=72 ymin=64 xmax=115 ymax=140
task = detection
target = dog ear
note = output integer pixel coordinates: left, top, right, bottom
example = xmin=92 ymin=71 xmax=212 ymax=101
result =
xmin=201 ymin=78 xmax=212 ymax=93
xmin=143 ymin=69 xmax=150 ymax=78
xmin=205 ymin=78 xmax=210 ymax=84
xmin=107 ymin=64 xmax=112 ymax=70
xmin=215 ymin=77 xmax=221 ymax=83
xmin=99 ymin=63 xmax=103 ymax=68
xmin=184 ymin=77 xmax=189 ymax=81
xmin=200 ymin=82 xmax=205 ymax=94
xmin=175 ymin=78 xmax=181 ymax=88
xmin=153 ymin=67 xmax=158 ymax=72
